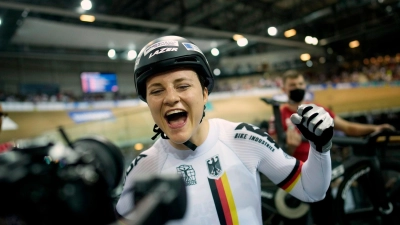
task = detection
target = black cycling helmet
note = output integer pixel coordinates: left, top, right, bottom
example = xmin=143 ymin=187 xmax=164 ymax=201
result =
xmin=134 ymin=35 xmax=214 ymax=102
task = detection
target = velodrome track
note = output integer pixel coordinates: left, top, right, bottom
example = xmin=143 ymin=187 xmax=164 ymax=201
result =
xmin=1 ymin=86 xmax=399 ymax=146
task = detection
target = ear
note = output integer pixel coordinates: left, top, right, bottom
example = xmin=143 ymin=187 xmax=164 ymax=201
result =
xmin=203 ymin=87 xmax=208 ymax=104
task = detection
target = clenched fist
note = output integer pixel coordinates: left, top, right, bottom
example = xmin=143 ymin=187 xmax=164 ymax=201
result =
xmin=290 ymin=104 xmax=334 ymax=153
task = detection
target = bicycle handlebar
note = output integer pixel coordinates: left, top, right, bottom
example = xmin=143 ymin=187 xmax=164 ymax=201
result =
xmin=331 ymin=136 xmax=368 ymax=146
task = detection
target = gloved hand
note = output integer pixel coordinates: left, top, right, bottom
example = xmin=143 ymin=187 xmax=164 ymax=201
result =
xmin=290 ymin=104 xmax=334 ymax=153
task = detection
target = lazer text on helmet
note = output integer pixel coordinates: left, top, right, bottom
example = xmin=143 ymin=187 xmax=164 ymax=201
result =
xmin=149 ymin=48 xmax=178 ymax=59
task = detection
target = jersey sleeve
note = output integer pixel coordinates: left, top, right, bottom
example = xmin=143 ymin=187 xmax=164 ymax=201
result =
xmin=115 ymin=148 xmax=164 ymax=218
xmin=224 ymin=122 xmax=331 ymax=202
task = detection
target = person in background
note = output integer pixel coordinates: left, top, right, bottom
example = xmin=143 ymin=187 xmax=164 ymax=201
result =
xmin=0 ymin=104 xmax=12 ymax=154
xmin=268 ymin=69 xmax=395 ymax=225
xmin=269 ymin=69 xmax=395 ymax=162
xmin=115 ymin=36 xmax=335 ymax=224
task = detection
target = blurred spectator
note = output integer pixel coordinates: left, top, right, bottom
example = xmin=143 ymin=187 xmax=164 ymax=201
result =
xmin=1 ymin=59 xmax=399 ymax=103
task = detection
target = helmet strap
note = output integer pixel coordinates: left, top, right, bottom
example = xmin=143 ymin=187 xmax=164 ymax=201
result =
xmin=200 ymin=104 xmax=206 ymax=123
xmin=150 ymin=104 xmax=207 ymax=151
xmin=183 ymin=140 xmax=197 ymax=151
xmin=151 ymin=124 xmax=169 ymax=140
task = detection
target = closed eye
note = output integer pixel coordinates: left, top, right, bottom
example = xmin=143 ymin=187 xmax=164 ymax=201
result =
xmin=149 ymin=89 xmax=163 ymax=95
xmin=177 ymin=85 xmax=190 ymax=90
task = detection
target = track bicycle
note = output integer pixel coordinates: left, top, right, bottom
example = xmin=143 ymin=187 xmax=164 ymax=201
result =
xmin=259 ymin=97 xmax=400 ymax=225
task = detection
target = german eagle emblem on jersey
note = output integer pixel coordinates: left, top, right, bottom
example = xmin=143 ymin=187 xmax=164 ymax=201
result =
xmin=207 ymin=155 xmax=222 ymax=178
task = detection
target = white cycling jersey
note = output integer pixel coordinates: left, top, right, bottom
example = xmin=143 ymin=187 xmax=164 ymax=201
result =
xmin=116 ymin=118 xmax=331 ymax=225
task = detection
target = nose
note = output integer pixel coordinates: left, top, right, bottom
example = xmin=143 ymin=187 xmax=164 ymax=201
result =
xmin=163 ymin=87 xmax=180 ymax=106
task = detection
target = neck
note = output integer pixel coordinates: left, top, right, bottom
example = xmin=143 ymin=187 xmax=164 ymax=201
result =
xmin=169 ymin=119 xmax=210 ymax=150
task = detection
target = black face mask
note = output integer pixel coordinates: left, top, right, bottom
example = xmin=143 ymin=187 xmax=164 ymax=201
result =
xmin=289 ymin=89 xmax=306 ymax=103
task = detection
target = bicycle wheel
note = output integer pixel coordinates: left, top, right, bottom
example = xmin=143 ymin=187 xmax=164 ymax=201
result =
xmin=261 ymin=187 xmax=310 ymax=225
xmin=334 ymin=160 xmax=400 ymax=225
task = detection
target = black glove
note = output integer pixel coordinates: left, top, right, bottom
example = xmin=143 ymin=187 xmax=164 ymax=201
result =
xmin=290 ymin=104 xmax=334 ymax=153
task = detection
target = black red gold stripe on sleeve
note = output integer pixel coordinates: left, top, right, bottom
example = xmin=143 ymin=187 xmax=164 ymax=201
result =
xmin=277 ymin=160 xmax=303 ymax=192
xmin=208 ymin=172 xmax=239 ymax=225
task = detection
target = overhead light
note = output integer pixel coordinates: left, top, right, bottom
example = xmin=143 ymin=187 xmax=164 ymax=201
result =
xmin=0 ymin=18 xmax=2 ymax=26
xmin=108 ymin=49 xmax=116 ymax=59
xmin=211 ymin=48 xmax=219 ymax=56
xmin=237 ymin=37 xmax=248 ymax=47
xmin=127 ymin=50 xmax=137 ymax=60
xmin=80 ymin=14 xmax=95 ymax=22
xmin=267 ymin=27 xmax=277 ymax=36
xmin=81 ymin=0 xmax=92 ymax=10
xmin=300 ymin=53 xmax=311 ymax=61
xmin=284 ymin=29 xmax=296 ymax=38
xmin=349 ymin=40 xmax=360 ymax=48
xmin=305 ymin=36 xmax=318 ymax=45
xmin=319 ymin=39 xmax=328 ymax=46
xmin=311 ymin=37 xmax=318 ymax=45
xmin=306 ymin=60 xmax=313 ymax=67
xmin=233 ymin=34 xmax=244 ymax=41
xmin=305 ymin=36 xmax=313 ymax=44
xmin=319 ymin=57 xmax=326 ymax=64
xmin=213 ymin=68 xmax=221 ymax=76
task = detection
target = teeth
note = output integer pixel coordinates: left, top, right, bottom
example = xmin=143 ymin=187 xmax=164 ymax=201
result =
xmin=166 ymin=109 xmax=185 ymax=116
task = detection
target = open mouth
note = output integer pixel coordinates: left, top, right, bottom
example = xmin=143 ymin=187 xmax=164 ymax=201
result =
xmin=165 ymin=109 xmax=188 ymax=128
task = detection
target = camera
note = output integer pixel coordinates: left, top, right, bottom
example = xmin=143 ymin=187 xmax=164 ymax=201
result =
xmin=0 ymin=129 xmax=187 ymax=225
xmin=0 ymin=134 xmax=125 ymax=225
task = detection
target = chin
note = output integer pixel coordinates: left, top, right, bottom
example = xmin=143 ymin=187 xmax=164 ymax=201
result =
xmin=166 ymin=129 xmax=193 ymax=144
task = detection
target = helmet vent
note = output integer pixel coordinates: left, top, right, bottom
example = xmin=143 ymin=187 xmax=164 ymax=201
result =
xmin=175 ymin=56 xmax=198 ymax=63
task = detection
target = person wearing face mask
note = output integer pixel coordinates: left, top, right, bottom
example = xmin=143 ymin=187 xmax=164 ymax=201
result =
xmin=115 ymin=36 xmax=335 ymax=225
xmin=268 ymin=70 xmax=395 ymax=225
xmin=269 ymin=69 xmax=395 ymax=162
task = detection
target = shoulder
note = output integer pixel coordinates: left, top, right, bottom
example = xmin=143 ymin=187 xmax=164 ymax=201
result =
xmin=125 ymin=143 xmax=165 ymax=178
xmin=280 ymin=104 xmax=294 ymax=114
xmin=217 ymin=119 xmax=281 ymax=152
xmin=210 ymin=118 xmax=238 ymax=130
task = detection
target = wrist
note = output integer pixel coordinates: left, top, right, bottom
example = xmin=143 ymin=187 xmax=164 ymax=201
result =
xmin=310 ymin=141 xmax=332 ymax=153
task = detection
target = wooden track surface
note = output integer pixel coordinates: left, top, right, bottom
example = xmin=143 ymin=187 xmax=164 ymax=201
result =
xmin=1 ymin=86 xmax=399 ymax=145
xmin=313 ymin=86 xmax=400 ymax=114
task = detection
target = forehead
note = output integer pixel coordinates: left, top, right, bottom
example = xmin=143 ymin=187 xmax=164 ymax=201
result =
xmin=146 ymin=69 xmax=197 ymax=84
xmin=284 ymin=75 xmax=305 ymax=84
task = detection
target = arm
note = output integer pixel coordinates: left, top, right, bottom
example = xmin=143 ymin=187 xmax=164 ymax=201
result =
xmin=244 ymin=109 xmax=333 ymax=202
xmin=287 ymin=104 xmax=334 ymax=201
xmin=334 ymin=115 xmax=395 ymax=137
xmin=256 ymin=137 xmax=331 ymax=202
